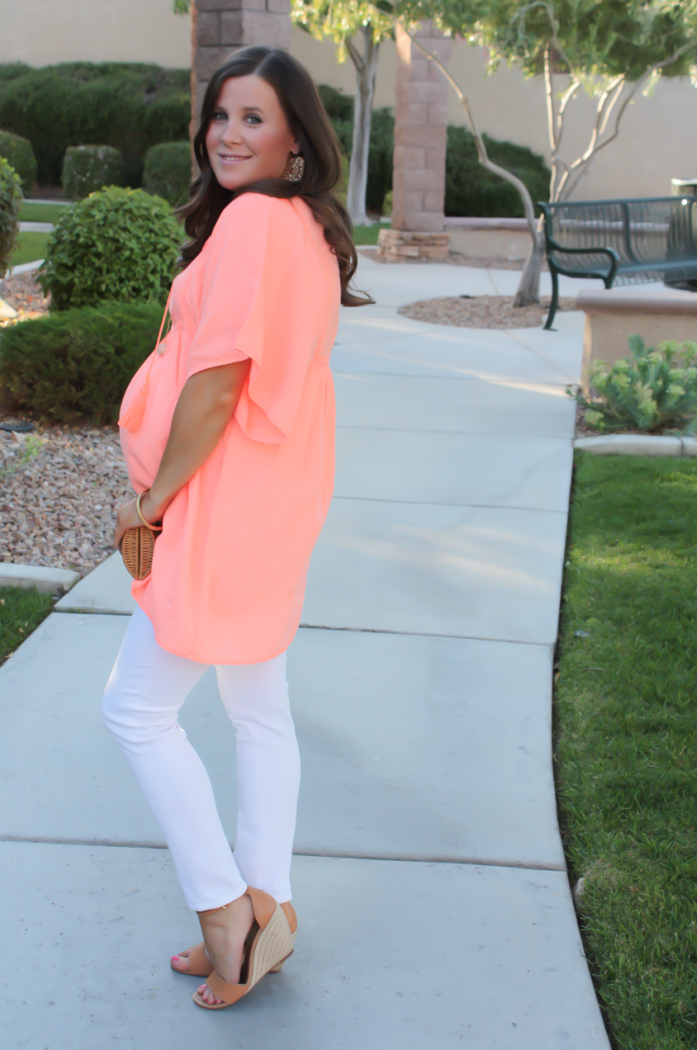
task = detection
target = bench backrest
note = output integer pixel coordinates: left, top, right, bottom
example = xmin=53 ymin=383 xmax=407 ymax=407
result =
xmin=540 ymin=196 xmax=697 ymax=269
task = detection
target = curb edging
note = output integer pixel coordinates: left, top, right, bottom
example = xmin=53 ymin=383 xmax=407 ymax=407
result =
xmin=574 ymin=435 xmax=697 ymax=457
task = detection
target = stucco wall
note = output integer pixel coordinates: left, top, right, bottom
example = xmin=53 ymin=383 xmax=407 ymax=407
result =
xmin=4 ymin=0 xmax=697 ymax=200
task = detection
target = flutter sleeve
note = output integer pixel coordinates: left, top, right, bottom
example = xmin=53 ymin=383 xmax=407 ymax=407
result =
xmin=186 ymin=193 xmax=327 ymax=443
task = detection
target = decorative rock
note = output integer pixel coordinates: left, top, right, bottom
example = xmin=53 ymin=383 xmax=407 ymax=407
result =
xmin=377 ymin=228 xmax=450 ymax=263
xmin=572 ymin=877 xmax=586 ymax=903
xmin=0 ymin=563 xmax=80 ymax=595
xmin=0 ymin=297 xmax=17 ymax=320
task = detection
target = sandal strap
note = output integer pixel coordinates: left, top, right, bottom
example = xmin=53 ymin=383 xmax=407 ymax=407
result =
xmin=246 ymin=886 xmax=276 ymax=929
xmin=205 ymin=970 xmax=250 ymax=1005
xmin=183 ymin=942 xmax=213 ymax=976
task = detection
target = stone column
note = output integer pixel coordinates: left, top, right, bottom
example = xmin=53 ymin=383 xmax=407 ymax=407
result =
xmin=379 ymin=20 xmax=451 ymax=261
xmin=191 ymin=0 xmax=292 ymax=128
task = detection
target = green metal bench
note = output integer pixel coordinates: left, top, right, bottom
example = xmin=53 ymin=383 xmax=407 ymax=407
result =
xmin=539 ymin=196 xmax=697 ymax=329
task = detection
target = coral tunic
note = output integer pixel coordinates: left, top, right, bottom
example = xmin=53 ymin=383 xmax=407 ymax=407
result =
xmin=118 ymin=193 xmax=340 ymax=664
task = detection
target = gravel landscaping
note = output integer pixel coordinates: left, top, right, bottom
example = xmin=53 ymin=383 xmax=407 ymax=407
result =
xmin=398 ymin=293 xmax=577 ymax=329
xmin=0 ymin=425 xmax=132 ymax=575
xmin=0 ymin=272 xmax=50 ymax=318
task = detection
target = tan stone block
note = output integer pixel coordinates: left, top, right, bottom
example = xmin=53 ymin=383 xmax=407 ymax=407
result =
xmin=424 ymin=189 xmax=445 ymax=212
xmin=425 ymin=147 xmax=447 ymax=169
xmin=393 ymin=245 xmax=421 ymax=257
xmin=194 ymin=46 xmax=237 ymax=81
xmin=406 ymin=81 xmax=446 ymax=105
xmin=257 ymin=10 xmax=292 ymax=47
xmin=405 ymin=212 xmax=446 ymax=232
xmin=192 ymin=79 xmax=208 ymax=124
xmin=403 ymin=167 xmax=442 ymax=191
xmin=393 ymin=145 xmax=426 ymax=168
xmin=402 ymin=103 xmax=428 ymax=124
xmin=407 ymin=58 xmax=430 ymax=82
xmin=399 ymin=189 xmax=425 ymax=212
xmin=195 ymin=11 xmax=220 ymax=45
xmin=391 ymin=168 xmax=406 ymax=193
xmin=427 ymin=103 xmax=449 ymax=125
xmin=220 ymin=10 xmax=244 ymax=43
xmin=395 ymin=125 xmax=444 ymax=149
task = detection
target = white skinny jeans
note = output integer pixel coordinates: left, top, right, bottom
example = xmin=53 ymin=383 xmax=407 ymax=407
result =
xmin=101 ymin=605 xmax=300 ymax=912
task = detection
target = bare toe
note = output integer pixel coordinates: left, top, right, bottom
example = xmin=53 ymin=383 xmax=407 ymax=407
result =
xmin=171 ymin=952 xmax=191 ymax=973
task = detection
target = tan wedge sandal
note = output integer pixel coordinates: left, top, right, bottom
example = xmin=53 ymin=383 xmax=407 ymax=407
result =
xmin=172 ymin=901 xmax=297 ymax=979
xmin=193 ymin=888 xmax=296 ymax=1010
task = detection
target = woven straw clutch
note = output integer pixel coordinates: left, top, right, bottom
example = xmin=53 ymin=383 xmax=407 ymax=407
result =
xmin=120 ymin=526 xmax=157 ymax=580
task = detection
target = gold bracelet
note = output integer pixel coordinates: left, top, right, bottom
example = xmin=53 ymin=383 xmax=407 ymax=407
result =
xmin=136 ymin=489 xmax=164 ymax=532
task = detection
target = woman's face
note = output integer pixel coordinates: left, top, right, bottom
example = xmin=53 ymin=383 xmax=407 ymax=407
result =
xmin=205 ymin=74 xmax=299 ymax=191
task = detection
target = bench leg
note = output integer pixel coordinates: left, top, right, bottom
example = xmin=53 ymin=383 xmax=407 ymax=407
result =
xmin=544 ymin=267 xmax=559 ymax=330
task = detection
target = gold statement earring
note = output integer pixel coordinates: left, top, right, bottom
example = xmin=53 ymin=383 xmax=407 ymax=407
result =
xmin=282 ymin=152 xmax=304 ymax=182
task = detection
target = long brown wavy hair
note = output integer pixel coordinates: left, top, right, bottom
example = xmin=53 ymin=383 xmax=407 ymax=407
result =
xmin=178 ymin=47 xmax=372 ymax=308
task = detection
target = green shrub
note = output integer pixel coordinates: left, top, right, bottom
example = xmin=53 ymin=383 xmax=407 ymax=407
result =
xmin=0 ymin=63 xmax=31 ymax=85
xmin=143 ymin=141 xmax=191 ymax=206
xmin=0 ymin=156 xmax=21 ymax=278
xmin=61 ymin=144 xmax=125 ymax=199
xmin=38 ymin=186 xmax=181 ymax=311
xmin=0 ymin=62 xmax=190 ymax=186
xmin=572 ymin=335 xmax=697 ymax=433
xmin=445 ymin=126 xmax=551 ymax=218
xmin=0 ymin=302 xmax=163 ymax=425
xmin=0 ymin=130 xmax=37 ymax=193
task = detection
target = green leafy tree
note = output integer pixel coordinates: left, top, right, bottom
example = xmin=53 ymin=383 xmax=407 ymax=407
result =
xmin=391 ymin=0 xmax=697 ymax=305
xmin=292 ymin=0 xmax=395 ymax=225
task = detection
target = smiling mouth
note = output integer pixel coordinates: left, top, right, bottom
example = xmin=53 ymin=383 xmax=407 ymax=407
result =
xmin=217 ymin=153 xmax=253 ymax=164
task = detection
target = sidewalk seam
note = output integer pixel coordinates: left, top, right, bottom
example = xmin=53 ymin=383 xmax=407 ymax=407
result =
xmin=0 ymin=835 xmax=566 ymax=873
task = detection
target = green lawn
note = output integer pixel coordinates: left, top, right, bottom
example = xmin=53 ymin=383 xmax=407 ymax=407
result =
xmin=352 ymin=223 xmax=383 ymax=246
xmin=0 ymin=586 xmax=54 ymax=666
xmin=19 ymin=201 xmax=70 ymax=223
xmin=556 ymin=453 xmax=697 ymax=1049
xmin=8 ymin=231 xmax=50 ymax=267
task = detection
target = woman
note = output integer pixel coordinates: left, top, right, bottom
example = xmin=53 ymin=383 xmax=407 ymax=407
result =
xmin=101 ymin=46 xmax=370 ymax=1011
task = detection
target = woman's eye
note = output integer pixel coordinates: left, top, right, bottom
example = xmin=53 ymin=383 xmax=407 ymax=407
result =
xmin=213 ymin=111 xmax=226 ymax=121
xmin=245 ymin=114 xmax=262 ymax=125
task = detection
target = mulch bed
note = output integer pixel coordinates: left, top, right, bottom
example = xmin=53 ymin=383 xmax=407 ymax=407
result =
xmin=398 ymin=294 xmax=577 ymax=330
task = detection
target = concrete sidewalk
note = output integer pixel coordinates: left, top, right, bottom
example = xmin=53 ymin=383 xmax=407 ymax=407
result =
xmin=1 ymin=259 xmax=610 ymax=1048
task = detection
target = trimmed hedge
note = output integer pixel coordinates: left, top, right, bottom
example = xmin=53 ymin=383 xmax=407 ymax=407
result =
xmin=61 ymin=143 xmax=124 ymax=198
xmin=0 ymin=130 xmax=37 ymax=193
xmin=62 ymin=144 xmax=125 ymax=199
xmin=0 ymin=302 xmax=163 ymax=425
xmin=38 ymin=186 xmax=181 ymax=311
xmin=0 ymin=157 xmax=21 ymax=278
xmin=143 ymin=141 xmax=191 ymax=206
xmin=445 ymin=126 xmax=550 ymax=218
xmin=0 ymin=62 xmax=190 ymax=186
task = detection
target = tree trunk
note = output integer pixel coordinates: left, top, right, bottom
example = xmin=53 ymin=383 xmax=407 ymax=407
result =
xmin=513 ymin=217 xmax=546 ymax=307
xmin=346 ymin=27 xmax=379 ymax=226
